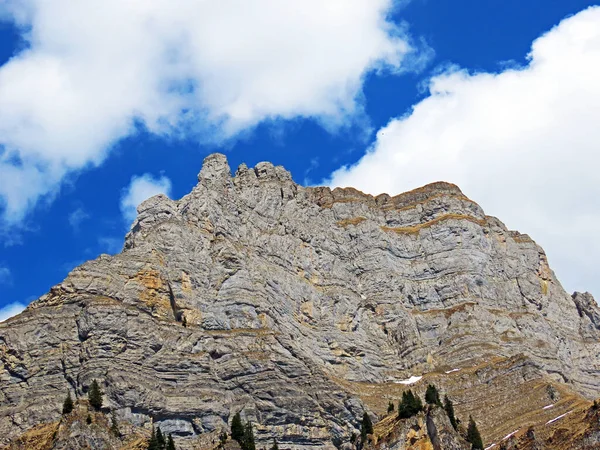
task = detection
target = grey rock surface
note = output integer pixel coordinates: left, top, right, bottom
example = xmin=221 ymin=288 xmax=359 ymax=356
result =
xmin=1 ymin=153 xmax=599 ymax=448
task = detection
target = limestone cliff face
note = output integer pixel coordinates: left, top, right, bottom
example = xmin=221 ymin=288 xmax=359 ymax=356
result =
xmin=1 ymin=153 xmax=599 ymax=449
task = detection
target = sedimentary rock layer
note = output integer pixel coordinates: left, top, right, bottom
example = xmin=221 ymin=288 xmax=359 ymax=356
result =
xmin=1 ymin=153 xmax=598 ymax=449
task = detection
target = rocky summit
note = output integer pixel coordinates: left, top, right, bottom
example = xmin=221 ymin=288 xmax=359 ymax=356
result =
xmin=1 ymin=153 xmax=600 ymax=450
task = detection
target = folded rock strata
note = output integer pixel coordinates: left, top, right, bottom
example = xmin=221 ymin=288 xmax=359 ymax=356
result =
xmin=1 ymin=153 xmax=599 ymax=449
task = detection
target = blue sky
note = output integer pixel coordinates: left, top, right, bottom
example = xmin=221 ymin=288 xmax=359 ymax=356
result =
xmin=0 ymin=0 xmax=599 ymax=320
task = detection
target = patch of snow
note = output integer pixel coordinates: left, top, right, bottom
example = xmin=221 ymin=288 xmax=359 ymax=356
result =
xmin=445 ymin=368 xmax=460 ymax=374
xmin=395 ymin=375 xmax=423 ymax=385
xmin=546 ymin=411 xmax=572 ymax=425
xmin=503 ymin=430 xmax=519 ymax=440
xmin=543 ymin=404 xmax=554 ymax=410
xmin=484 ymin=444 xmax=496 ymax=450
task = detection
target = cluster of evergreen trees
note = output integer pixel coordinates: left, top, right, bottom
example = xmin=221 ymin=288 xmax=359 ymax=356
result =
xmin=231 ymin=412 xmax=256 ymax=450
xmin=61 ymin=379 xmax=103 ymax=415
xmin=61 ymin=380 xmax=483 ymax=450
xmin=147 ymin=426 xmax=176 ymax=450
xmin=397 ymin=389 xmax=423 ymax=419
xmin=61 ymin=380 xmax=177 ymax=449
xmin=390 ymin=384 xmax=483 ymax=450
xmin=62 ymin=379 xmax=103 ymax=415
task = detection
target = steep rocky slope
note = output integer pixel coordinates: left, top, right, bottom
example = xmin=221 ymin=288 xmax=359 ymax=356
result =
xmin=1 ymin=153 xmax=599 ymax=449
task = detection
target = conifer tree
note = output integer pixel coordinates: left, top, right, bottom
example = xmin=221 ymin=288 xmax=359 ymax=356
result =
xmin=231 ymin=412 xmax=244 ymax=443
xmin=444 ymin=395 xmax=458 ymax=430
xmin=110 ymin=412 xmax=120 ymax=437
xmin=411 ymin=390 xmax=423 ymax=413
xmin=398 ymin=392 xmax=409 ymax=419
xmin=62 ymin=392 xmax=74 ymax=415
xmin=157 ymin=427 xmax=166 ymax=449
xmin=398 ymin=390 xmax=423 ymax=419
xmin=88 ymin=379 xmax=103 ymax=411
xmin=387 ymin=401 xmax=394 ymax=413
xmin=167 ymin=434 xmax=176 ymax=450
xmin=360 ymin=411 xmax=374 ymax=442
xmin=425 ymin=384 xmax=442 ymax=406
xmin=148 ymin=426 xmax=159 ymax=450
xmin=242 ymin=421 xmax=256 ymax=450
xmin=270 ymin=438 xmax=279 ymax=450
xmin=466 ymin=416 xmax=484 ymax=450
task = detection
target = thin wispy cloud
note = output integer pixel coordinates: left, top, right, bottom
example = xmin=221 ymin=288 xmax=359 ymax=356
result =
xmin=68 ymin=207 xmax=90 ymax=232
xmin=0 ymin=266 xmax=11 ymax=285
xmin=98 ymin=237 xmax=123 ymax=255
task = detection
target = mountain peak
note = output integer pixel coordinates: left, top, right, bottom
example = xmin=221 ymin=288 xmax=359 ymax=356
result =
xmin=2 ymin=156 xmax=600 ymax=450
xmin=198 ymin=152 xmax=232 ymax=185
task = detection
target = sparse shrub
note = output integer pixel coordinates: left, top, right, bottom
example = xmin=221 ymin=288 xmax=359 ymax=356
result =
xmin=219 ymin=431 xmax=228 ymax=444
xmin=387 ymin=401 xmax=394 ymax=413
xmin=86 ymin=414 xmax=92 ymax=425
xmin=270 ymin=438 xmax=279 ymax=450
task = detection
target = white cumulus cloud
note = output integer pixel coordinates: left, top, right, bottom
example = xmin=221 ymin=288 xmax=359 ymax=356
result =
xmin=0 ymin=0 xmax=426 ymax=225
xmin=329 ymin=7 xmax=600 ymax=297
xmin=120 ymin=174 xmax=172 ymax=224
xmin=0 ymin=302 xmax=26 ymax=322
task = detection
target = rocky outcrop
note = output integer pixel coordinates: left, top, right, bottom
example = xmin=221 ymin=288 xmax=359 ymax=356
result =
xmin=7 ymin=400 xmax=147 ymax=450
xmin=1 ymin=153 xmax=600 ymax=449
xmin=487 ymin=402 xmax=600 ymax=450
xmin=362 ymin=406 xmax=469 ymax=450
